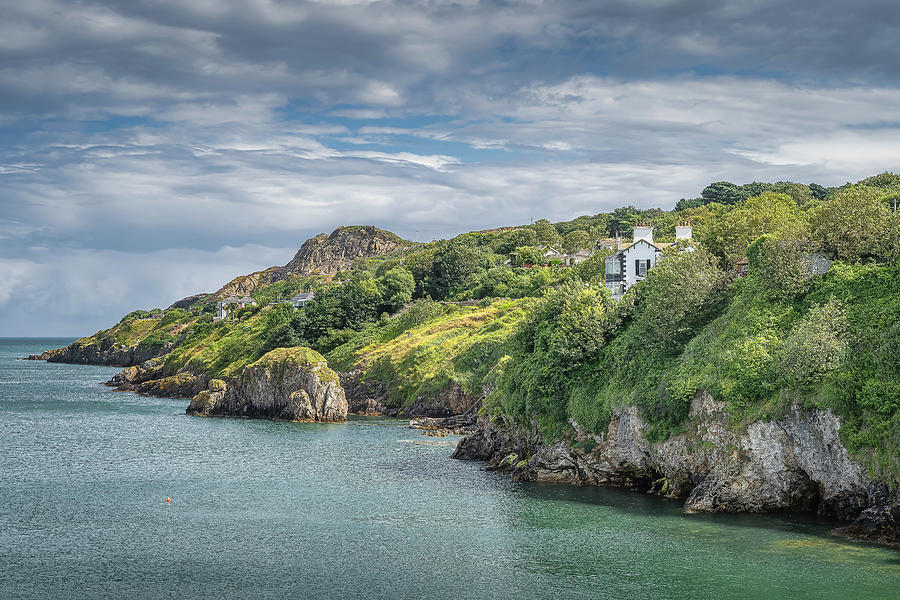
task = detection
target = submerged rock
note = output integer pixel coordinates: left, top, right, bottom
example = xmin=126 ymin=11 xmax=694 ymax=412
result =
xmin=187 ymin=347 xmax=347 ymax=422
xmin=455 ymin=390 xmax=897 ymax=546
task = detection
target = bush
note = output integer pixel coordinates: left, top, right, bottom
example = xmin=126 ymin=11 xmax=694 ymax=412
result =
xmin=778 ymin=298 xmax=849 ymax=386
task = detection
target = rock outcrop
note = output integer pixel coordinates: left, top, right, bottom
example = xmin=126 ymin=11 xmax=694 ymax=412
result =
xmin=208 ymin=226 xmax=406 ymax=300
xmin=107 ymin=364 xmax=207 ymax=398
xmin=26 ymin=338 xmax=173 ymax=367
xmin=187 ymin=347 xmax=347 ymax=422
xmin=454 ymin=390 xmax=898 ymax=546
xmin=277 ymin=226 xmax=406 ymax=279
xmin=340 ymin=370 xmax=479 ymax=418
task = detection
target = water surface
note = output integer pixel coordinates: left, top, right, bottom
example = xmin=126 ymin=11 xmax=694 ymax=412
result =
xmin=1 ymin=338 xmax=897 ymax=599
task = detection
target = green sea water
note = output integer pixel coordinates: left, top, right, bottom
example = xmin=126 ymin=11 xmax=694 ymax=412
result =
xmin=1 ymin=338 xmax=898 ymax=600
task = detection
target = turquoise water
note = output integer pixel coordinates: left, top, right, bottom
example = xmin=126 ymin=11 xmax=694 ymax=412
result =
xmin=1 ymin=339 xmax=898 ymax=600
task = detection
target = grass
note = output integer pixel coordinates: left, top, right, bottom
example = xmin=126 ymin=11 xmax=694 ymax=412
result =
xmin=327 ymin=298 xmax=536 ymax=407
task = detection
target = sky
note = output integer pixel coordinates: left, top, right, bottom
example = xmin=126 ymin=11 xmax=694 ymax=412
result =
xmin=2 ymin=0 xmax=899 ymax=335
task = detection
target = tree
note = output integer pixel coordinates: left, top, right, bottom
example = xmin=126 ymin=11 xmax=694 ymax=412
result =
xmin=492 ymin=228 xmax=538 ymax=254
xmin=778 ymin=299 xmax=849 ymax=386
xmin=512 ymin=246 xmax=544 ymax=266
xmin=769 ymin=181 xmax=815 ymax=207
xmin=675 ymin=197 xmax=704 ymax=211
xmin=746 ymin=228 xmax=818 ymax=299
xmin=607 ymin=206 xmax=644 ymax=237
xmin=425 ymin=239 xmax=491 ymax=299
xmin=699 ymin=191 xmax=799 ymax=264
xmin=472 ymin=265 xmax=518 ymax=298
xmin=701 ymin=181 xmax=745 ymax=205
xmin=808 ymin=183 xmax=829 ymax=201
xmin=630 ymin=247 xmax=727 ymax=351
xmin=810 ymin=185 xmax=893 ymax=262
xmin=562 ymin=230 xmax=591 ymax=253
xmin=378 ymin=267 xmax=415 ymax=311
xmin=530 ymin=219 xmax=560 ymax=246
xmin=340 ymin=271 xmax=383 ymax=329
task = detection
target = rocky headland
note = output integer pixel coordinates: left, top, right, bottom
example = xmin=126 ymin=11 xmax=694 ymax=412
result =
xmin=26 ymin=337 xmax=174 ymax=367
xmin=186 ymin=347 xmax=347 ymax=422
xmin=452 ymin=390 xmax=899 ymax=547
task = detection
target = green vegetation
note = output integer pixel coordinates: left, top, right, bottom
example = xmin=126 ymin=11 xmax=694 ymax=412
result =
xmin=73 ymin=171 xmax=899 ymax=484
xmin=328 ymin=298 xmax=535 ymax=407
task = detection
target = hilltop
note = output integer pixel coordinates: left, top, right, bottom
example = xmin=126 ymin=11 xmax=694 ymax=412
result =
xmin=29 ymin=172 xmax=900 ymax=546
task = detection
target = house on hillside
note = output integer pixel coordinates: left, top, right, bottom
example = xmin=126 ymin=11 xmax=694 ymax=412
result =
xmin=567 ymin=248 xmax=594 ymax=266
xmin=605 ymin=220 xmax=693 ymax=299
xmin=214 ymin=295 xmax=258 ymax=321
xmin=287 ymin=291 xmax=316 ymax=308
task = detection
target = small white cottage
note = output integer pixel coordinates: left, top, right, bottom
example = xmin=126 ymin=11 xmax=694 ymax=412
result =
xmin=288 ymin=291 xmax=316 ymax=308
xmin=214 ymin=295 xmax=257 ymax=321
xmin=605 ymin=221 xmax=692 ymax=299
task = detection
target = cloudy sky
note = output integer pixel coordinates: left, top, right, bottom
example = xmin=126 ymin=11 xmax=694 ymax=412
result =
xmin=2 ymin=0 xmax=899 ymax=335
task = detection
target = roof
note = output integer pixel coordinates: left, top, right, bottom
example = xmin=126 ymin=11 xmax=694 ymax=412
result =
xmin=219 ymin=295 xmax=240 ymax=304
xmin=618 ymin=238 xmax=667 ymax=252
xmin=572 ymin=249 xmax=593 ymax=257
xmin=290 ymin=292 xmax=315 ymax=301
xmin=238 ymin=296 xmax=255 ymax=303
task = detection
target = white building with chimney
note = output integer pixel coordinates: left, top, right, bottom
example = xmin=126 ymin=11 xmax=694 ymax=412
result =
xmin=604 ymin=221 xmax=693 ymax=299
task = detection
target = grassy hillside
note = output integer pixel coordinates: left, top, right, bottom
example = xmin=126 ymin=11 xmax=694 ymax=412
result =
xmin=328 ymin=298 xmax=534 ymax=407
xmin=61 ymin=172 xmax=899 ymax=482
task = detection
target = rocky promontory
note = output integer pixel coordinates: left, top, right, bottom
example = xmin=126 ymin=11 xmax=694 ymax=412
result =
xmin=26 ymin=337 xmax=173 ymax=367
xmin=187 ymin=347 xmax=348 ymax=422
xmin=453 ymin=390 xmax=899 ymax=547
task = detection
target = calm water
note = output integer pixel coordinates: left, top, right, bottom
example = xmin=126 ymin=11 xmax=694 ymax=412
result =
xmin=1 ymin=338 xmax=898 ymax=600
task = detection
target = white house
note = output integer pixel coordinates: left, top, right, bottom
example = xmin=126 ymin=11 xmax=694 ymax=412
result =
xmin=214 ymin=295 xmax=257 ymax=321
xmin=287 ymin=291 xmax=315 ymax=308
xmin=605 ymin=221 xmax=692 ymax=299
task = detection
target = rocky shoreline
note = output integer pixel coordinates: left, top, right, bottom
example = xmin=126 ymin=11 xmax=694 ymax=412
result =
xmin=451 ymin=390 xmax=899 ymax=547
xmin=23 ymin=346 xmax=899 ymax=547
xmin=25 ymin=338 xmax=173 ymax=367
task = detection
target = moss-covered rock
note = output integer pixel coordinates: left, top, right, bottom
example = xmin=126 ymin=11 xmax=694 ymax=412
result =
xmin=187 ymin=347 xmax=347 ymax=422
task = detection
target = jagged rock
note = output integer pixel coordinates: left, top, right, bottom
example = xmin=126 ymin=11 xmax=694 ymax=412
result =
xmin=167 ymin=293 xmax=211 ymax=310
xmin=277 ymin=226 xmax=406 ymax=279
xmin=835 ymin=483 xmax=900 ymax=545
xmin=409 ymin=401 xmax=481 ymax=435
xmin=403 ymin=382 xmax=479 ymax=418
xmin=340 ymin=369 xmax=395 ymax=415
xmin=211 ymin=226 xmax=407 ymax=300
xmin=187 ymin=347 xmax=347 ymax=422
xmin=39 ymin=338 xmax=173 ymax=367
xmin=340 ymin=370 xmax=478 ymax=418
xmin=455 ymin=389 xmax=894 ymax=545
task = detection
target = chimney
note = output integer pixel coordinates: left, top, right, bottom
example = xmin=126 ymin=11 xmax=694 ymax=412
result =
xmin=633 ymin=221 xmax=653 ymax=244
xmin=676 ymin=220 xmax=693 ymax=241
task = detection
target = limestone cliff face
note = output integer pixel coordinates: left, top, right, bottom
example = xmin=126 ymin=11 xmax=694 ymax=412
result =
xmin=454 ymin=390 xmax=898 ymax=546
xmin=277 ymin=226 xmax=405 ymax=278
xmin=187 ymin=347 xmax=347 ymax=422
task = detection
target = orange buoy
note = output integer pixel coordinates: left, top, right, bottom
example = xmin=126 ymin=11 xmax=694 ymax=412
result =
xmin=166 ymin=497 xmax=171 ymax=503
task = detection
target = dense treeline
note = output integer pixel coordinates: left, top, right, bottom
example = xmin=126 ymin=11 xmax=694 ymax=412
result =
xmin=99 ymin=172 xmax=900 ymax=480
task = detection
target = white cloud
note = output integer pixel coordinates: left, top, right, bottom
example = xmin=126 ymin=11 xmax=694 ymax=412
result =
xmin=0 ymin=245 xmax=294 ymax=336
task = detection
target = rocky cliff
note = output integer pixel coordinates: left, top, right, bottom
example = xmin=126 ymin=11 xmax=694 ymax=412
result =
xmin=187 ymin=347 xmax=347 ymax=422
xmin=339 ymin=369 xmax=479 ymax=417
xmin=27 ymin=337 xmax=173 ymax=367
xmin=454 ymin=390 xmax=898 ymax=546
xmin=277 ymin=226 xmax=406 ymax=279
xmin=209 ymin=226 xmax=406 ymax=300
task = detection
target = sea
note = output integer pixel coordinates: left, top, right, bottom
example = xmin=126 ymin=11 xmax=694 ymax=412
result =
xmin=1 ymin=338 xmax=898 ymax=599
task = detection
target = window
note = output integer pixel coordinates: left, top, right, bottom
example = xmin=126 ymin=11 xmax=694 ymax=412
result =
xmin=606 ymin=258 xmax=621 ymax=275
xmin=636 ymin=259 xmax=649 ymax=277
